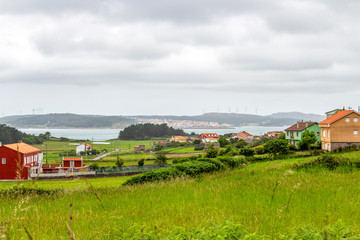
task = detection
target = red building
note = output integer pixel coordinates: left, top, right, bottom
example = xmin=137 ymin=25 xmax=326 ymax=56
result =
xmin=0 ymin=142 xmax=43 ymax=180
xmin=42 ymin=157 xmax=86 ymax=173
xmin=62 ymin=157 xmax=84 ymax=171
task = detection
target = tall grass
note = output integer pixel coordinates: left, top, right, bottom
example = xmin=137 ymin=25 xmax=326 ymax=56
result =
xmin=1 ymin=152 xmax=360 ymax=238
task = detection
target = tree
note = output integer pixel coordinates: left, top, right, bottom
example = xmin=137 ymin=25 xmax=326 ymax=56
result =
xmin=218 ymin=137 xmax=230 ymax=148
xmin=118 ymin=123 xmax=187 ymax=140
xmin=193 ymin=139 xmax=201 ymax=144
xmin=239 ymin=146 xmax=255 ymax=157
xmin=155 ymin=153 xmax=167 ymax=166
xmin=205 ymin=146 xmax=218 ymax=158
xmin=116 ymin=155 xmax=124 ymax=168
xmin=278 ymin=134 xmax=286 ymax=140
xmin=138 ymin=159 xmax=145 ymax=167
xmin=264 ymin=139 xmax=289 ymax=156
xmin=298 ymin=130 xmax=317 ymax=151
xmin=235 ymin=140 xmax=248 ymax=149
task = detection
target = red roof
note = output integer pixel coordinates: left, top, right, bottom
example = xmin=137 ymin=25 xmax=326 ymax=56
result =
xmin=239 ymin=131 xmax=253 ymax=137
xmin=200 ymin=133 xmax=219 ymax=138
xmin=63 ymin=157 xmax=82 ymax=161
xmin=285 ymin=122 xmax=317 ymax=131
xmin=234 ymin=135 xmax=246 ymax=140
xmin=319 ymin=110 xmax=354 ymax=125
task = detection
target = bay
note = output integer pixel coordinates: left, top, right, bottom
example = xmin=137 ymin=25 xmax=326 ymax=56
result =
xmin=20 ymin=126 xmax=288 ymax=141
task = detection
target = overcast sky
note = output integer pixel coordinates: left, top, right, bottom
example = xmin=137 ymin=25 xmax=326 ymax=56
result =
xmin=0 ymin=0 xmax=359 ymax=117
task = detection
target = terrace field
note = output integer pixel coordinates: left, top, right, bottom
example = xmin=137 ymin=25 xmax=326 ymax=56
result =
xmin=1 ymin=151 xmax=360 ymax=239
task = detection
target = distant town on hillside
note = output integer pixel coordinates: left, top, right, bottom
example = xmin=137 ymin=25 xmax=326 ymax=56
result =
xmin=0 ymin=111 xmax=326 ymax=129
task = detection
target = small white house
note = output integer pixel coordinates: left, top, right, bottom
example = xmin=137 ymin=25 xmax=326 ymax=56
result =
xmin=76 ymin=143 xmax=92 ymax=155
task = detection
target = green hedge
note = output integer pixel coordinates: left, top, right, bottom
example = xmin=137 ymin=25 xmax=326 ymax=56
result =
xmin=122 ymin=157 xmax=246 ymax=186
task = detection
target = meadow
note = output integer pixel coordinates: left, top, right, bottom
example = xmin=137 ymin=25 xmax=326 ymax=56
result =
xmin=1 ymin=151 xmax=360 ymax=238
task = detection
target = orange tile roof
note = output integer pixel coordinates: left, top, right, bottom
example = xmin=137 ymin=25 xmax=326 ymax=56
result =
xmin=319 ymin=110 xmax=354 ymax=125
xmin=239 ymin=131 xmax=253 ymax=137
xmin=63 ymin=157 xmax=82 ymax=161
xmin=200 ymin=133 xmax=220 ymax=138
xmin=4 ymin=143 xmax=41 ymax=154
xmin=174 ymin=136 xmax=188 ymax=140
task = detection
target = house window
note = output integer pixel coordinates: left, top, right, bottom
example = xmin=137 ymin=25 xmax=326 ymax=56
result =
xmin=296 ymin=132 xmax=298 ymax=137
xmin=1 ymin=158 xmax=6 ymax=164
xmin=346 ymin=117 xmax=350 ymax=122
xmin=355 ymin=118 xmax=359 ymax=122
xmin=70 ymin=161 xmax=74 ymax=167
xmin=322 ymin=130 xmax=326 ymax=137
xmin=354 ymin=130 xmax=358 ymax=135
xmin=327 ymin=130 xmax=330 ymax=138
xmin=317 ymin=132 xmax=320 ymax=136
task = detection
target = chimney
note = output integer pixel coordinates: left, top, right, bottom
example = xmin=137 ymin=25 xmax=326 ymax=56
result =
xmin=0 ymin=142 xmax=2 ymax=147
xmin=297 ymin=122 xmax=299 ymax=128
xmin=306 ymin=122 xmax=309 ymax=127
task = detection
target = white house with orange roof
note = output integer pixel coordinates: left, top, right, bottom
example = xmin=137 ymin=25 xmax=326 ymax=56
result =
xmin=76 ymin=143 xmax=92 ymax=155
xmin=198 ymin=133 xmax=220 ymax=143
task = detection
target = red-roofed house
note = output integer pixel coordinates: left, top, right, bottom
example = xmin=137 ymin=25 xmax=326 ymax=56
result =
xmin=319 ymin=110 xmax=360 ymax=151
xmin=198 ymin=133 xmax=220 ymax=143
xmin=0 ymin=142 xmax=43 ymax=179
xmin=285 ymin=121 xmax=321 ymax=146
xmin=231 ymin=131 xmax=254 ymax=143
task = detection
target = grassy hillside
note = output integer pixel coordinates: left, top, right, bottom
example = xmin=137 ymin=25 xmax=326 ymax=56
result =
xmin=1 ymin=152 xmax=360 ymax=239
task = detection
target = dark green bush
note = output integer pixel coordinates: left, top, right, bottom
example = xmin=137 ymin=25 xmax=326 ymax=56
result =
xmin=239 ymin=147 xmax=255 ymax=157
xmin=217 ymin=157 xmax=246 ymax=169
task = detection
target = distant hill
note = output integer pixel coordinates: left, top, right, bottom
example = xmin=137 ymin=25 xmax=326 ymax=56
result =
xmin=131 ymin=112 xmax=304 ymax=127
xmin=268 ymin=112 xmax=325 ymax=122
xmin=0 ymin=113 xmax=136 ymax=129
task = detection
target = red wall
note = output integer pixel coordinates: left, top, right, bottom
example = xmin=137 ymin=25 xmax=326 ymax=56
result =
xmin=0 ymin=146 xmax=27 ymax=179
xmin=0 ymin=146 xmax=42 ymax=180
xmin=63 ymin=160 xmax=82 ymax=168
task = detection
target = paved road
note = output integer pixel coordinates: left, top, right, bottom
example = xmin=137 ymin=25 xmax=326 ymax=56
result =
xmin=92 ymin=150 xmax=117 ymax=161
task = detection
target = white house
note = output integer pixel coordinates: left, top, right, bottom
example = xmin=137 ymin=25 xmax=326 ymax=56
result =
xmin=76 ymin=143 xmax=92 ymax=155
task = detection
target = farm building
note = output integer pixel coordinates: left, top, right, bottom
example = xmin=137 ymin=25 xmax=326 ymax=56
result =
xmin=76 ymin=143 xmax=92 ymax=155
xmin=230 ymin=131 xmax=254 ymax=143
xmin=0 ymin=142 xmax=43 ymax=180
xmin=42 ymin=157 xmax=87 ymax=173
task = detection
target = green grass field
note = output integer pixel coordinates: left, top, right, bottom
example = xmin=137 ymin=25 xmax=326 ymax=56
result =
xmin=2 ymin=152 xmax=360 ymax=239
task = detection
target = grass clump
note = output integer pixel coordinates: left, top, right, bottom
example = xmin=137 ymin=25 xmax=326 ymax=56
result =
xmin=0 ymin=184 xmax=62 ymax=198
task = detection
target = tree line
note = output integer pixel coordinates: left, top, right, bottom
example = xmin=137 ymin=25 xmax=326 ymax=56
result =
xmin=118 ymin=123 xmax=187 ymax=140
xmin=0 ymin=124 xmax=50 ymax=145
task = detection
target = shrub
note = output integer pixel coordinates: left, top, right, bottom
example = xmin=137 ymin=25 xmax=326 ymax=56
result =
xmin=235 ymin=140 xmax=248 ymax=149
xmin=89 ymin=162 xmax=99 ymax=171
xmin=138 ymin=159 xmax=145 ymax=167
xmin=253 ymin=145 xmax=266 ymax=155
xmin=155 ymin=153 xmax=167 ymax=166
xmin=116 ymin=158 xmax=125 ymax=168
xmin=205 ymin=147 xmax=218 ymax=158
xmin=288 ymin=144 xmax=297 ymax=151
xmin=217 ymin=157 xmax=246 ymax=169
xmin=239 ymin=147 xmax=255 ymax=157
xmin=294 ymin=154 xmax=342 ymax=170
